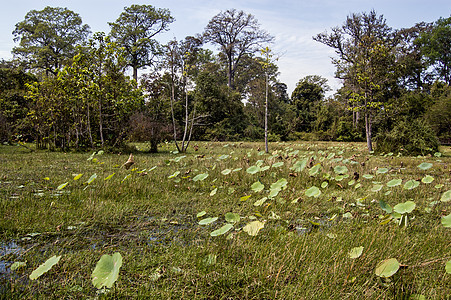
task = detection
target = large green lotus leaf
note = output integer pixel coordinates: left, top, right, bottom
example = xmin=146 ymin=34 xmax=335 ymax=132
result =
xmin=193 ymin=173 xmax=209 ymax=181
xmin=305 ymin=186 xmax=321 ymax=198
xmin=309 ymin=164 xmax=321 ymax=176
xmin=393 ymin=201 xmax=416 ymax=214
xmin=198 ymin=217 xmax=218 ymax=225
xmin=334 ymin=165 xmax=348 ymax=174
xmin=441 ymin=190 xmax=451 ymax=202
xmin=271 ymin=178 xmax=288 ymax=190
xmin=348 ymin=246 xmax=364 ymax=259
xmin=421 ymin=175 xmax=434 ymax=184
xmin=246 ymin=166 xmax=260 ymax=174
xmin=225 ymin=212 xmax=240 ymax=223
xmin=210 ymin=224 xmax=233 ymax=237
xmin=29 ymin=255 xmax=61 ymax=280
xmin=375 ymin=258 xmax=400 ymax=278
xmin=417 ymin=162 xmax=433 ymax=170
xmin=387 ymin=179 xmax=402 ymax=187
xmin=291 ymin=158 xmax=308 ymax=172
xmin=362 ymin=174 xmax=374 ymax=179
xmin=243 ymin=221 xmax=265 ymax=236
xmin=91 ymin=252 xmax=122 ymax=289
xmin=403 ymin=180 xmax=420 ymax=190
xmin=251 ymin=181 xmax=264 ymax=193
xmin=441 ymin=213 xmax=451 ymax=228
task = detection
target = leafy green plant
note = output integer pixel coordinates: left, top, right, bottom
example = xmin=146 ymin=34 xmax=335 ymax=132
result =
xmin=91 ymin=253 xmax=123 ymax=289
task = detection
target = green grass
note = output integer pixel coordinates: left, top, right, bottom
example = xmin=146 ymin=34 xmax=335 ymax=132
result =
xmin=0 ymin=141 xmax=450 ymax=299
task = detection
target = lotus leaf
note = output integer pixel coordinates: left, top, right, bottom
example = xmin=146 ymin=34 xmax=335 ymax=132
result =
xmin=393 ymin=201 xmax=416 ymax=214
xmin=417 ymin=162 xmax=433 ymax=170
xmin=348 ymin=246 xmax=364 ymax=259
xmin=30 ymin=255 xmax=61 ymax=280
xmin=91 ymin=253 xmax=122 ymax=289
xmin=243 ymin=221 xmax=265 ymax=236
xmin=375 ymin=258 xmax=400 ymax=278
xmin=210 ymin=224 xmax=233 ymax=237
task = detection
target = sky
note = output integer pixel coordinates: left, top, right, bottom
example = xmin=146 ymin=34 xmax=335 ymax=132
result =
xmin=1 ymin=0 xmax=450 ymax=95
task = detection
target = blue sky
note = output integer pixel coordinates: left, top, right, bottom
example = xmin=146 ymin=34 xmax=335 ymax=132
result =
xmin=1 ymin=0 xmax=450 ymax=94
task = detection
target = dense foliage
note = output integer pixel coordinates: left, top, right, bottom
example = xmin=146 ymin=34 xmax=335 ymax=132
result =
xmin=1 ymin=6 xmax=450 ymax=154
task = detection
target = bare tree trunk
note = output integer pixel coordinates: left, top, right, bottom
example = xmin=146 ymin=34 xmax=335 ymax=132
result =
xmin=170 ymin=75 xmax=180 ymax=152
xmin=365 ymin=112 xmax=373 ymax=152
xmin=181 ymin=81 xmax=189 ymax=152
xmin=98 ymin=98 xmax=104 ymax=148
xmin=264 ymin=71 xmax=269 ymax=153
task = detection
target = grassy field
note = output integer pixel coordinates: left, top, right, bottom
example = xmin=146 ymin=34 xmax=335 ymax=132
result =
xmin=0 ymin=141 xmax=450 ymax=299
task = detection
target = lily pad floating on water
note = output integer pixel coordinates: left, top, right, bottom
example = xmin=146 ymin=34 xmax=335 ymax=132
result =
xmin=417 ymin=162 xmax=433 ymax=170
xmin=91 ymin=252 xmax=122 ymax=289
xmin=348 ymin=246 xmax=364 ymax=259
xmin=29 ymin=255 xmax=61 ymax=280
xmin=210 ymin=224 xmax=233 ymax=237
xmin=375 ymin=258 xmax=400 ymax=278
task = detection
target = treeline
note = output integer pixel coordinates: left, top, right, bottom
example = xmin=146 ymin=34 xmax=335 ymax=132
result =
xmin=0 ymin=6 xmax=449 ymax=154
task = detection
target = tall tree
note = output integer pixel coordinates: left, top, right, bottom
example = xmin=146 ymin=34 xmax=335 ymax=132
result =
xmin=109 ymin=4 xmax=174 ymax=81
xmin=203 ymin=9 xmax=274 ymax=90
xmin=290 ymin=75 xmax=329 ymax=133
xmin=12 ymin=6 xmax=90 ymax=77
xmin=415 ymin=16 xmax=451 ymax=85
xmin=314 ymin=10 xmax=397 ymax=151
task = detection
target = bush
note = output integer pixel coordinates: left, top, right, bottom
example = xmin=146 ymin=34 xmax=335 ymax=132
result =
xmin=375 ymin=117 xmax=439 ymax=156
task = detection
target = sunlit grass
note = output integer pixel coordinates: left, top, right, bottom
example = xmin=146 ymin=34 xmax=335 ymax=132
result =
xmin=0 ymin=142 xmax=449 ymax=299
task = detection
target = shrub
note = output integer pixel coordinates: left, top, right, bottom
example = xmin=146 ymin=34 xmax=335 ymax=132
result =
xmin=375 ymin=117 xmax=439 ymax=156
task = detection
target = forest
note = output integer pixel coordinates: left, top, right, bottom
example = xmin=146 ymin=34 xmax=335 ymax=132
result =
xmin=0 ymin=5 xmax=449 ymax=154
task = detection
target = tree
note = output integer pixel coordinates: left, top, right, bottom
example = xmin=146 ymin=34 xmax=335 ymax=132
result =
xmin=13 ymin=6 xmax=90 ymax=77
xmin=109 ymin=4 xmax=174 ymax=81
xmin=290 ymin=75 xmax=329 ymax=133
xmin=203 ymin=9 xmax=274 ymax=90
xmin=165 ymin=37 xmax=204 ymax=152
xmin=415 ymin=16 xmax=451 ymax=85
xmin=314 ymin=10 xmax=397 ymax=151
